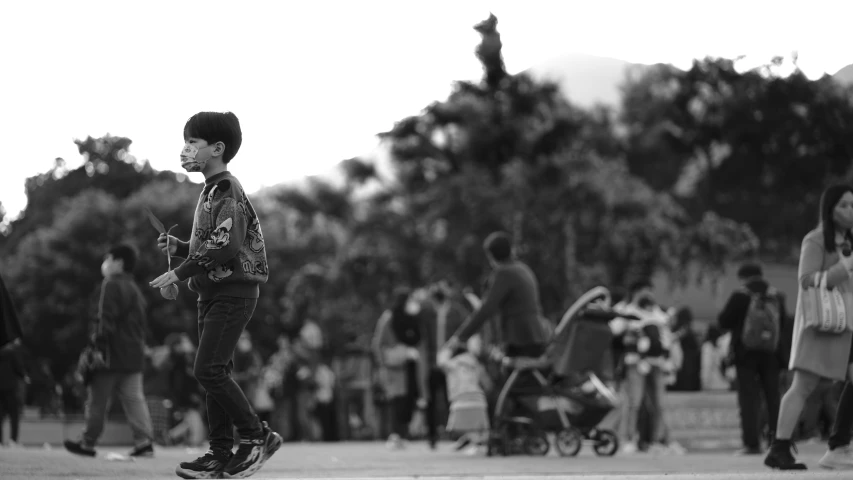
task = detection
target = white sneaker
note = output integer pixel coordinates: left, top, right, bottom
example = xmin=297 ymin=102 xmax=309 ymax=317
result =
xmin=463 ymin=444 xmax=485 ymax=456
xmin=385 ymin=434 xmax=405 ymax=450
xmin=667 ymin=441 xmax=687 ymax=456
xmin=621 ymin=441 xmax=638 ymax=455
xmin=819 ymin=446 xmax=853 ymax=470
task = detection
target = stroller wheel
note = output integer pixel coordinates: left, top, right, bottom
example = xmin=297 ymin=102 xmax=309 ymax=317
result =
xmin=555 ymin=428 xmax=583 ymax=457
xmin=523 ymin=429 xmax=550 ymax=456
xmin=593 ymin=429 xmax=619 ymax=457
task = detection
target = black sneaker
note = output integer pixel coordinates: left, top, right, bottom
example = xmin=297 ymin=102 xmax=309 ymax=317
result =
xmin=64 ymin=439 xmax=96 ymax=457
xmin=764 ymin=439 xmax=807 ymax=470
xmin=222 ymin=422 xmax=282 ymax=479
xmin=128 ymin=442 xmax=154 ymax=458
xmin=176 ymin=449 xmax=233 ymax=479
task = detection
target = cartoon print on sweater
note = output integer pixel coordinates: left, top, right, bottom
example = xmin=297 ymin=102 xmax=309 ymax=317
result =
xmin=241 ymin=259 xmax=268 ymax=276
xmin=246 ymin=216 xmax=264 ymax=253
xmin=206 ymin=218 xmax=232 ymax=250
xmin=208 ymin=264 xmax=233 ymax=283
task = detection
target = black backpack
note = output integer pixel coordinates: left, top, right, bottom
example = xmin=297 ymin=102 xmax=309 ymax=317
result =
xmin=740 ymin=287 xmax=781 ymax=353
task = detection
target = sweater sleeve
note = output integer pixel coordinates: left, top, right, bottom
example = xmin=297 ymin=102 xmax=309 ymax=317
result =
xmin=455 ymin=269 xmax=511 ymax=343
xmin=799 ymin=236 xmax=848 ymax=290
xmin=174 ymin=239 xmax=189 ymax=259
xmin=174 ymin=196 xmax=248 ymax=281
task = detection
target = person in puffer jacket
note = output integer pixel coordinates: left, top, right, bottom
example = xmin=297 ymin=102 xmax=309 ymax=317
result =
xmin=610 ymin=280 xmax=679 ymax=455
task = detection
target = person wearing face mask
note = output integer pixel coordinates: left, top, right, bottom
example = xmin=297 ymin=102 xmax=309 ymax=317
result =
xmin=718 ymin=263 xmax=789 ymax=456
xmin=372 ymin=287 xmax=429 ymax=449
xmin=149 ymin=112 xmax=281 ymax=480
xmin=765 ymin=185 xmax=853 ymax=471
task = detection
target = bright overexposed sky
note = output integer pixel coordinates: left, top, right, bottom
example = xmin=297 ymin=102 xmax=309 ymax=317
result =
xmin=1 ymin=0 xmax=851 ymax=222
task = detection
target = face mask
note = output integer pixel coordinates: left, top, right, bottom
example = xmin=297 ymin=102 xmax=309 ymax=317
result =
xmin=835 ymin=209 xmax=853 ymax=230
xmin=405 ymin=300 xmax=421 ymax=315
xmin=180 ymin=143 xmax=206 ymax=172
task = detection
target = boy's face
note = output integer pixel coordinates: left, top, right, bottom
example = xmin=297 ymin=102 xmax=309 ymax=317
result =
xmin=101 ymin=254 xmax=124 ymax=277
xmin=181 ymin=137 xmax=224 ymax=173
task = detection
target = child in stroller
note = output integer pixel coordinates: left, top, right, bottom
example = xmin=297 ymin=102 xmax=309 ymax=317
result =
xmin=486 ymin=287 xmax=621 ymax=457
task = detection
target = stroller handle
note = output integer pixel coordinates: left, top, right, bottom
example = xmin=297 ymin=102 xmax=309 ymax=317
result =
xmin=555 ymin=286 xmax=612 ymax=338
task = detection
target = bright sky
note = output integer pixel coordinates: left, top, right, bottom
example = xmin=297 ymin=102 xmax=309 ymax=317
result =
xmin=1 ymin=0 xmax=851 ymax=222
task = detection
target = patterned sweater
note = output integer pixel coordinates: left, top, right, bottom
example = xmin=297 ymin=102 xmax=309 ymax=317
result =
xmin=174 ymin=171 xmax=269 ymax=300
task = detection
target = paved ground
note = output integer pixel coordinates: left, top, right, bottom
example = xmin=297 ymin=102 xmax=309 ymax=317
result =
xmin=0 ymin=441 xmax=849 ymax=480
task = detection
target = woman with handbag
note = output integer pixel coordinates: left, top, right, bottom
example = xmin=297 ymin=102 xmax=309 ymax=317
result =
xmin=765 ymin=185 xmax=853 ymax=470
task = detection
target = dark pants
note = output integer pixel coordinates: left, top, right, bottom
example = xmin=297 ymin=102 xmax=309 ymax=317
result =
xmin=0 ymin=389 xmax=21 ymax=442
xmin=499 ymin=344 xmax=548 ymax=417
xmin=391 ymin=396 xmax=415 ymax=438
xmin=195 ymin=295 xmax=262 ymax=452
xmin=735 ymin=352 xmax=780 ymax=449
xmin=426 ymin=367 xmax=448 ymax=446
xmin=829 ymin=381 xmax=853 ymax=450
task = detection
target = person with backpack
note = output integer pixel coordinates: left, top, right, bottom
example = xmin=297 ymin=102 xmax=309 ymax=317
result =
xmin=718 ymin=262 xmax=788 ymax=456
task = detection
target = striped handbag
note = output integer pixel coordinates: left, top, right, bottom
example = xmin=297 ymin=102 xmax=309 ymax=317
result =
xmin=802 ymin=271 xmax=849 ymax=334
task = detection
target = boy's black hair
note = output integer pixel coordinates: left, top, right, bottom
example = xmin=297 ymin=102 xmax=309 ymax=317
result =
xmin=484 ymin=231 xmax=512 ymax=262
xmin=108 ymin=243 xmax=137 ymax=272
xmin=737 ymin=262 xmax=763 ymax=280
xmin=183 ymin=111 xmax=242 ymax=163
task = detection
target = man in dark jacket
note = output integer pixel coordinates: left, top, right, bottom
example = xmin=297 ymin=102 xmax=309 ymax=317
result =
xmin=718 ymin=263 xmax=790 ymax=456
xmin=449 ymin=232 xmax=550 ymax=358
xmin=64 ymin=244 xmax=155 ymax=458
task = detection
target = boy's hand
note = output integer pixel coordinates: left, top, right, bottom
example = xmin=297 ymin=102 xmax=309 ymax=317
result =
xmin=150 ymin=270 xmax=179 ymax=288
xmin=157 ymin=233 xmax=179 ymax=256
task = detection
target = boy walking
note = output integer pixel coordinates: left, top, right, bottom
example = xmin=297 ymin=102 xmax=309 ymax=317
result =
xmin=150 ymin=111 xmax=281 ymax=479
xmin=65 ymin=244 xmax=155 ymax=458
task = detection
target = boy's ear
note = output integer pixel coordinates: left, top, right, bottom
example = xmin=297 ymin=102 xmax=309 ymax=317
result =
xmin=212 ymin=141 xmax=226 ymax=158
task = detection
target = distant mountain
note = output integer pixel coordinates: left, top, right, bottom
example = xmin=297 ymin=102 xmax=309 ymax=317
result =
xmin=525 ymin=53 xmax=650 ymax=108
xmin=834 ymin=64 xmax=853 ymax=85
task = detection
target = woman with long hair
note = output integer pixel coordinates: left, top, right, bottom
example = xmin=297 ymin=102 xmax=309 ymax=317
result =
xmin=765 ymin=185 xmax=853 ymax=470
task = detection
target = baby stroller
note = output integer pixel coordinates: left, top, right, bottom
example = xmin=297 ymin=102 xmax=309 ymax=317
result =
xmin=486 ymin=286 xmax=620 ymax=457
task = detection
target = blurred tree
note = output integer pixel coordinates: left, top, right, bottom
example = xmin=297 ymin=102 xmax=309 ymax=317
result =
xmin=621 ymin=57 xmax=853 ymax=259
xmin=352 ymin=14 xmax=757 ymax=318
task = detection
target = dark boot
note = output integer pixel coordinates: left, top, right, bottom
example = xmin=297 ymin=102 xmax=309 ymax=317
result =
xmin=764 ymin=439 xmax=807 ymax=470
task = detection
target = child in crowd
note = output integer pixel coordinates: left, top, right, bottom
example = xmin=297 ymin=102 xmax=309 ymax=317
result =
xmin=437 ymin=344 xmax=491 ymax=455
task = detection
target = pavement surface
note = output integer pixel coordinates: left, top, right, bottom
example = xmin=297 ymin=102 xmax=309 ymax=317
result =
xmin=0 ymin=441 xmax=849 ymax=480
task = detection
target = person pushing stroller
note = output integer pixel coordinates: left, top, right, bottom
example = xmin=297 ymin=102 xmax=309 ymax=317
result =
xmin=445 ymin=231 xmax=551 ymax=397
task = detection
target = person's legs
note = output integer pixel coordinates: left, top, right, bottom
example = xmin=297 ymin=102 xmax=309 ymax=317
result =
xmin=648 ymin=367 xmax=668 ymax=445
xmin=828 ymin=379 xmax=853 ymax=450
xmin=622 ymin=365 xmax=645 ymax=450
xmin=736 ymin=357 xmax=762 ymax=450
xmin=757 ymin=354 xmax=781 ymax=445
xmin=7 ymin=389 xmax=21 ymax=443
xmin=0 ymin=390 xmax=8 ymax=443
xmin=820 ymin=364 xmax=853 ymax=469
xmin=180 ymin=297 xmax=281 ymax=479
xmin=765 ymin=369 xmax=821 ymax=470
xmin=193 ymin=297 xmax=262 ymax=451
xmin=80 ymin=373 xmax=118 ymax=447
xmin=426 ymin=367 xmax=444 ymax=448
xmin=115 ymin=373 xmax=155 ymax=447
